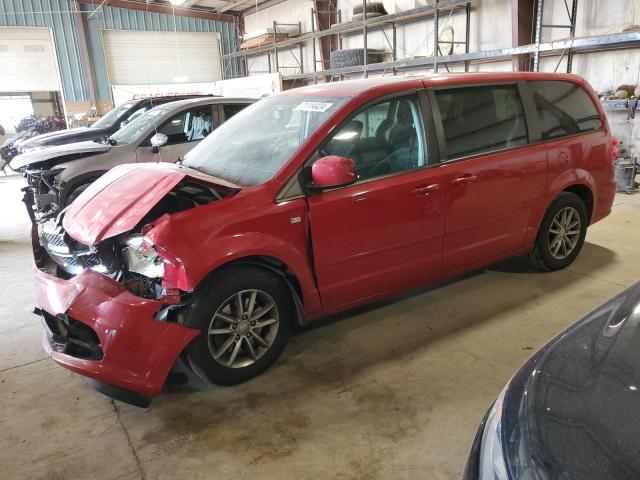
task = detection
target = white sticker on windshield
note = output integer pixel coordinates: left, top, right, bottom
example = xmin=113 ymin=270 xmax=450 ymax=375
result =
xmin=294 ymin=101 xmax=334 ymax=113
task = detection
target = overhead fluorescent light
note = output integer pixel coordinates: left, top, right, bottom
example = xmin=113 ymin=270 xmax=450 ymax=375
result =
xmin=173 ymin=75 xmax=190 ymax=83
xmin=170 ymin=0 xmax=187 ymax=5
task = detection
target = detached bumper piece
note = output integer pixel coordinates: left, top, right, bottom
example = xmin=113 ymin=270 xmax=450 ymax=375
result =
xmin=34 ymin=267 xmax=199 ymax=403
xmin=85 ymin=378 xmax=151 ymax=408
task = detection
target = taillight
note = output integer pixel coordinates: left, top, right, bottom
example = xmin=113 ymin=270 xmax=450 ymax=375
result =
xmin=611 ymin=136 xmax=619 ymax=163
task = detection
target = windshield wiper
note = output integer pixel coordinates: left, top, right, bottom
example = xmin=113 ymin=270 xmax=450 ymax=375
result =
xmin=94 ymin=135 xmax=114 ymax=145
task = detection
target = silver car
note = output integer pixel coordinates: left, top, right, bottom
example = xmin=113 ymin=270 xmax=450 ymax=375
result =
xmin=12 ymin=97 xmax=254 ymax=223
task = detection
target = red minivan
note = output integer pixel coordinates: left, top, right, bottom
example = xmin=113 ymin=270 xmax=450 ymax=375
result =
xmin=32 ymin=72 xmax=616 ymax=406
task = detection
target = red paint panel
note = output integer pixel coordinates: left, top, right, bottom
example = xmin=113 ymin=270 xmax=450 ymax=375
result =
xmin=308 ymin=167 xmax=444 ymax=309
xmin=442 ymin=146 xmax=548 ymax=272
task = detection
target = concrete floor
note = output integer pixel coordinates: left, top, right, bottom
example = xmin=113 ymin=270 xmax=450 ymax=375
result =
xmin=1 ymin=173 xmax=638 ymax=480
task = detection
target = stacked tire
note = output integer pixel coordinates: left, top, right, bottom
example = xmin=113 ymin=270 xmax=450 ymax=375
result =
xmin=352 ymin=1 xmax=387 ymax=21
xmin=330 ymin=48 xmax=385 ymax=69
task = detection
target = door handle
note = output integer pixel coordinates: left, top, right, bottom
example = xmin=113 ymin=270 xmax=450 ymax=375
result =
xmin=411 ymin=183 xmax=440 ymax=196
xmin=451 ymin=174 xmax=478 ymax=186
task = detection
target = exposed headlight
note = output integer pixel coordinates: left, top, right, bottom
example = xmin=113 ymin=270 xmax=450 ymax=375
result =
xmin=479 ymin=387 xmax=510 ymax=480
xmin=122 ymin=235 xmax=164 ymax=278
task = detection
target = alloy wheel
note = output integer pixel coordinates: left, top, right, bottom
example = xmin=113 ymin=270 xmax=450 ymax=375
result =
xmin=548 ymin=206 xmax=581 ymax=260
xmin=207 ymin=289 xmax=280 ymax=369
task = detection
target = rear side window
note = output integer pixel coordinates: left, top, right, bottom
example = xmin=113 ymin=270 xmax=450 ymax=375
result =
xmin=223 ymin=103 xmax=249 ymax=120
xmin=435 ymin=84 xmax=528 ymax=160
xmin=529 ymin=81 xmax=602 ymax=140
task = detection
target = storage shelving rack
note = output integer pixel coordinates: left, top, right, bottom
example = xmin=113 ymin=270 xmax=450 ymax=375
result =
xmin=221 ymin=0 xmax=640 ymax=83
xmin=236 ymin=21 xmax=305 ymax=76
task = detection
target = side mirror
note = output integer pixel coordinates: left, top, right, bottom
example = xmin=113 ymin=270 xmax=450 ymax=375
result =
xmin=150 ymin=132 xmax=168 ymax=153
xmin=120 ymin=120 xmax=129 ymax=129
xmin=311 ymin=155 xmax=357 ymax=189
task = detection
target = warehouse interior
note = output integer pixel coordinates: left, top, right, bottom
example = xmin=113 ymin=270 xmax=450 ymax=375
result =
xmin=1 ymin=0 xmax=640 ymax=479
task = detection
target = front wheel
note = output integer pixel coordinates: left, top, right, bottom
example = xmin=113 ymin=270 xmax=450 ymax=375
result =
xmin=180 ymin=266 xmax=292 ymax=385
xmin=531 ymin=192 xmax=588 ymax=271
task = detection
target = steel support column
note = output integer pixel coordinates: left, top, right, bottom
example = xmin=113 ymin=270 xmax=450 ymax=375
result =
xmin=511 ymin=0 xmax=535 ymax=71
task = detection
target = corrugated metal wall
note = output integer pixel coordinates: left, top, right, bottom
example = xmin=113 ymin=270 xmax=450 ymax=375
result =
xmin=0 ymin=0 xmax=88 ymax=102
xmin=84 ymin=4 xmax=239 ymax=102
xmin=0 ymin=0 xmax=238 ymax=103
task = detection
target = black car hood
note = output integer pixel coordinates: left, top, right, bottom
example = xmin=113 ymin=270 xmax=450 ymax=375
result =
xmin=502 ymin=281 xmax=640 ymax=480
xmin=20 ymin=126 xmax=112 ymax=150
xmin=10 ymin=141 xmax=112 ymax=170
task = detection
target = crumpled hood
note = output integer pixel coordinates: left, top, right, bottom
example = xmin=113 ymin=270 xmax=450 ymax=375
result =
xmin=0 ymin=130 xmax=29 ymax=149
xmin=62 ymin=163 xmax=236 ymax=246
xmin=10 ymin=140 xmax=112 ymax=170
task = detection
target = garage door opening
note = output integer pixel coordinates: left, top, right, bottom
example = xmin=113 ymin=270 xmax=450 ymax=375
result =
xmin=0 ymin=95 xmax=33 ymax=135
xmin=102 ymin=29 xmax=224 ymax=106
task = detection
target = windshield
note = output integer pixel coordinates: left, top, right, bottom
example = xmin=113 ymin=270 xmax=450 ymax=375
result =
xmin=92 ymin=102 xmax=136 ymax=128
xmin=183 ymin=95 xmax=348 ymax=186
xmin=109 ymin=106 xmax=171 ymax=145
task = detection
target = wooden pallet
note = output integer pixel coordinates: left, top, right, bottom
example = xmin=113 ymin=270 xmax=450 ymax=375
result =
xmin=240 ymin=34 xmax=291 ymax=50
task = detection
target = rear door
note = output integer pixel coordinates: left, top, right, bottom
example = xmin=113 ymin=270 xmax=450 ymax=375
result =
xmin=136 ymin=104 xmax=217 ymax=163
xmin=430 ymin=82 xmax=548 ymax=273
xmin=308 ymin=91 xmax=444 ymax=311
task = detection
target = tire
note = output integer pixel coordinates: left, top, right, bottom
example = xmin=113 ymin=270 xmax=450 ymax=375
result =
xmin=352 ymin=12 xmax=386 ymax=21
xmin=330 ymin=48 xmax=385 ymax=69
xmin=64 ymin=182 xmax=92 ymax=207
xmin=180 ymin=266 xmax=292 ymax=385
xmin=531 ymin=192 xmax=588 ymax=271
xmin=352 ymin=2 xmax=387 ymax=15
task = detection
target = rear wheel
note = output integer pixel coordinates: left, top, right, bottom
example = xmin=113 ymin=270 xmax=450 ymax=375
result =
xmin=531 ymin=192 xmax=588 ymax=271
xmin=180 ymin=266 xmax=292 ymax=385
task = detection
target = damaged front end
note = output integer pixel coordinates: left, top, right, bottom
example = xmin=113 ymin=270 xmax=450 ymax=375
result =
xmin=13 ymin=142 xmax=115 ymax=224
xmin=36 ymin=168 xmax=232 ymax=299
xmin=22 ymin=165 xmax=66 ymax=224
xmin=33 ymin=164 xmax=238 ymax=402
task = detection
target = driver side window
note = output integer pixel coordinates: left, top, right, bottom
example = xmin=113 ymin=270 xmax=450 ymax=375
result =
xmin=125 ymin=105 xmax=148 ymax=123
xmin=155 ymin=106 xmax=214 ymax=146
xmin=322 ymin=94 xmax=426 ymax=181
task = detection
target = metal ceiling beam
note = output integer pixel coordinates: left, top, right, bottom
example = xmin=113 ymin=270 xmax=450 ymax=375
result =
xmin=218 ymin=0 xmax=256 ymax=13
xmin=76 ymin=0 xmax=240 ymax=22
xmin=241 ymin=0 xmax=287 ymax=15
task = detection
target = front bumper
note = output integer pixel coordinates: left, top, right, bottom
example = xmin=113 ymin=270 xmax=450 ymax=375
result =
xmin=34 ymin=266 xmax=199 ymax=399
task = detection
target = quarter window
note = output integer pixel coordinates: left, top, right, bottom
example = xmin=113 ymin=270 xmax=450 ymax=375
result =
xmin=436 ymin=85 xmax=528 ymax=160
xmin=320 ymin=94 xmax=426 ymax=181
xmin=529 ymin=80 xmax=602 ymax=140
